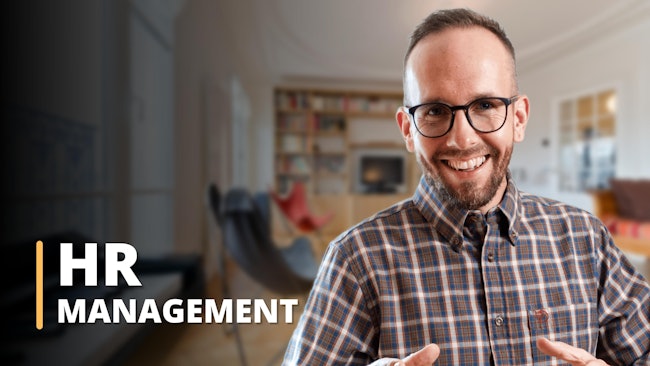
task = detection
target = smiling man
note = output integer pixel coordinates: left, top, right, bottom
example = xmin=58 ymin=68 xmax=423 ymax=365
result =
xmin=283 ymin=8 xmax=650 ymax=366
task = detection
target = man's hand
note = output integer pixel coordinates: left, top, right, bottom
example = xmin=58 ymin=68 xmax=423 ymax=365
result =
xmin=537 ymin=337 xmax=609 ymax=366
xmin=386 ymin=337 xmax=610 ymax=365
xmin=391 ymin=344 xmax=440 ymax=366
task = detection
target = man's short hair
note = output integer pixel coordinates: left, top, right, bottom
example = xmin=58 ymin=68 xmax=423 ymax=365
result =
xmin=402 ymin=8 xmax=518 ymax=102
xmin=405 ymin=8 xmax=516 ymax=65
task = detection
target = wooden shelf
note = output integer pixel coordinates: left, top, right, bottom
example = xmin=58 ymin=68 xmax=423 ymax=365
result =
xmin=314 ymin=130 xmax=344 ymax=137
xmin=277 ymin=172 xmax=310 ymax=178
xmin=276 ymin=108 xmax=309 ymax=113
xmin=276 ymin=151 xmax=310 ymax=155
xmin=312 ymin=109 xmax=347 ymax=115
xmin=345 ymin=111 xmax=399 ymax=118
xmin=314 ymin=151 xmax=346 ymax=156
xmin=276 ymin=128 xmax=308 ymax=134
xmin=314 ymin=172 xmax=347 ymax=178
xmin=349 ymin=142 xmax=404 ymax=149
xmin=274 ymin=87 xmax=403 ymax=195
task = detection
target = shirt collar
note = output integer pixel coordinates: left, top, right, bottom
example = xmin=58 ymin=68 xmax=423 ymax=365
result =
xmin=412 ymin=173 xmax=521 ymax=251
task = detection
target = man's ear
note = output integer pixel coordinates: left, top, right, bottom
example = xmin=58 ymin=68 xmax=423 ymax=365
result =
xmin=513 ymin=95 xmax=530 ymax=143
xmin=397 ymin=107 xmax=415 ymax=152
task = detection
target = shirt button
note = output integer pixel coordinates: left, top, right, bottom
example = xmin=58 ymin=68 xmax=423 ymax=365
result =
xmin=495 ymin=315 xmax=504 ymax=327
xmin=535 ymin=309 xmax=549 ymax=324
xmin=487 ymin=252 xmax=495 ymax=262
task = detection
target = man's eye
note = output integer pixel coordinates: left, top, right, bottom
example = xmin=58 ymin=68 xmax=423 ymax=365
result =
xmin=425 ymin=105 xmax=446 ymax=116
xmin=475 ymin=100 xmax=496 ymax=110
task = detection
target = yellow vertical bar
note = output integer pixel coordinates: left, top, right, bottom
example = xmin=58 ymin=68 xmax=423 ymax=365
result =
xmin=36 ymin=240 xmax=43 ymax=330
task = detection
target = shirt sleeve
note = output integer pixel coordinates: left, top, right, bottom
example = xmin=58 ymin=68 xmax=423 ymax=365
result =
xmin=283 ymin=243 xmax=380 ymax=365
xmin=595 ymin=226 xmax=650 ymax=364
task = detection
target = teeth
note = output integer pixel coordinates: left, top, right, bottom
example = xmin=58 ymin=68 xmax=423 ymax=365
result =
xmin=447 ymin=156 xmax=486 ymax=171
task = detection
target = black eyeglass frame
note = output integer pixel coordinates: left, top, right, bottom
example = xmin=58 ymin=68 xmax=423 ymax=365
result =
xmin=406 ymin=96 xmax=519 ymax=138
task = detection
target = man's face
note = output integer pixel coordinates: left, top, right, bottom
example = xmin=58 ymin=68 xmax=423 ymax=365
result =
xmin=397 ymin=27 xmax=529 ymax=212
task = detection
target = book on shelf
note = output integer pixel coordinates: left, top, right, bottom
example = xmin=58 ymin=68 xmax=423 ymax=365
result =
xmin=313 ymin=115 xmax=345 ymax=132
xmin=278 ymin=176 xmax=311 ymax=195
xmin=278 ymin=114 xmax=307 ymax=131
xmin=276 ymin=91 xmax=309 ymax=110
xmin=347 ymin=96 xmax=402 ymax=114
xmin=311 ymin=95 xmax=346 ymax=112
xmin=315 ymin=155 xmax=346 ymax=174
xmin=314 ymin=135 xmax=345 ymax=153
xmin=277 ymin=155 xmax=311 ymax=175
xmin=279 ymin=135 xmax=306 ymax=153
xmin=290 ymin=156 xmax=310 ymax=174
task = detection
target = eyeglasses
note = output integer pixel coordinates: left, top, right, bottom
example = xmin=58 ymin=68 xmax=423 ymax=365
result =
xmin=406 ymin=96 xmax=519 ymax=138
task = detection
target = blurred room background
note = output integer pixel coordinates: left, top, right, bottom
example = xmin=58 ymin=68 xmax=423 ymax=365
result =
xmin=2 ymin=0 xmax=649 ymax=365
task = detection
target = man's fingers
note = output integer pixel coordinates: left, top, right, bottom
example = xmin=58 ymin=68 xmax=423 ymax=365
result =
xmin=400 ymin=344 xmax=440 ymax=366
xmin=537 ymin=337 xmax=583 ymax=363
xmin=536 ymin=337 xmax=608 ymax=366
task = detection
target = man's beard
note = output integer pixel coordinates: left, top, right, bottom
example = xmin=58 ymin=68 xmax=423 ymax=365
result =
xmin=417 ymin=144 xmax=512 ymax=210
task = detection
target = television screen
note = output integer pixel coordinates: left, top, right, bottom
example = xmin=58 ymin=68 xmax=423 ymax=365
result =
xmin=360 ymin=156 xmax=404 ymax=193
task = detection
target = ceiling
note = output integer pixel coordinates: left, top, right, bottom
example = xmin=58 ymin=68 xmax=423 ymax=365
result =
xmin=215 ymin=0 xmax=650 ymax=88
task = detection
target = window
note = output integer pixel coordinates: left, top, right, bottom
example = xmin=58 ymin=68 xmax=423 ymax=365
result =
xmin=558 ymin=89 xmax=617 ymax=191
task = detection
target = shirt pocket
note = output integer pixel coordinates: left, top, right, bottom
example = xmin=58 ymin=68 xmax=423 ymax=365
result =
xmin=528 ymin=302 xmax=598 ymax=363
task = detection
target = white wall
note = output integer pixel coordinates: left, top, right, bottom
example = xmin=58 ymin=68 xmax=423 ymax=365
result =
xmin=174 ymin=0 xmax=232 ymax=264
xmin=248 ymin=83 xmax=276 ymax=192
xmin=128 ymin=3 xmax=177 ymax=257
xmin=175 ymin=0 xmax=263 ymax=276
xmin=513 ymin=16 xmax=650 ymax=211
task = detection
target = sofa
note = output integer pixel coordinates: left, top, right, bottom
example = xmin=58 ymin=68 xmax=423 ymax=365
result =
xmin=590 ymin=179 xmax=650 ymax=258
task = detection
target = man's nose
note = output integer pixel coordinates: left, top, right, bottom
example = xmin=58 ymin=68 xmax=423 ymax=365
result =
xmin=445 ymin=110 xmax=480 ymax=149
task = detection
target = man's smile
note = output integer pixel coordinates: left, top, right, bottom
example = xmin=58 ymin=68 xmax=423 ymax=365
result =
xmin=443 ymin=155 xmax=488 ymax=172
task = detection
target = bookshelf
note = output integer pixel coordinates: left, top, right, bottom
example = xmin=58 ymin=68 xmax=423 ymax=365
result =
xmin=274 ymin=88 xmax=404 ymax=195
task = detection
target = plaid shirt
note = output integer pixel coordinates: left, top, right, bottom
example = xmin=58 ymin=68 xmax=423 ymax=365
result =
xmin=283 ymin=176 xmax=650 ymax=365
